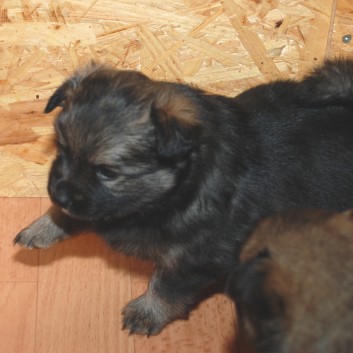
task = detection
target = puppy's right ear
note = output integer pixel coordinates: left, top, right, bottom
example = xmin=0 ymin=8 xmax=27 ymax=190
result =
xmin=44 ymin=80 xmax=75 ymax=113
xmin=45 ymin=62 xmax=103 ymax=113
xmin=44 ymin=61 xmax=104 ymax=113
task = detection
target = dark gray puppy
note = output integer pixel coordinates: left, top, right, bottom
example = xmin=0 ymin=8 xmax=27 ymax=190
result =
xmin=14 ymin=60 xmax=353 ymax=335
xmin=227 ymin=209 xmax=353 ymax=353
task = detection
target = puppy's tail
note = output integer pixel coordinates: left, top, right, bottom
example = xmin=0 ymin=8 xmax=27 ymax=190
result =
xmin=301 ymin=59 xmax=353 ymax=106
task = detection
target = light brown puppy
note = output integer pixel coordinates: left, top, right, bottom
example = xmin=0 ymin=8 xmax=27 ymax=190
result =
xmin=228 ymin=210 xmax=353 ymax=353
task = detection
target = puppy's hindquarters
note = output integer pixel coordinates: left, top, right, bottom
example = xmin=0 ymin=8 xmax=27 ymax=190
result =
xmin=301 ymin=59 xmax=353 ymax=105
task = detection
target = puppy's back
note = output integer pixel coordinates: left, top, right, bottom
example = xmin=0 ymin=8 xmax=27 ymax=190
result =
xmin=301 ymin=59 xmax=353 ymax=105
xmin=228 ymin=209 xmax=353 ymax=353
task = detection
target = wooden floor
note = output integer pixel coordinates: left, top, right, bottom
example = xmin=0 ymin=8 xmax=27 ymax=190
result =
xmin=0 ymin=197 xmax=251 ymax=353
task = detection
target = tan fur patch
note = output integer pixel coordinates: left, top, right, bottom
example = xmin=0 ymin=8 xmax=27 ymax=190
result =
xmin=154 ymin=85 xmax=200 ymax=127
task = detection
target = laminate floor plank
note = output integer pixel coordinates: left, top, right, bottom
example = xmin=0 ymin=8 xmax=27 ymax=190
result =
xmin=36 ymin=234 xmax=134 ymax=353
xmin=1 ymin=198 xmax=245 ymax=353
xmin=0 ymin=282 xmax=37 ymax=353
xmin=0 ymin=198 xmax=40 ymax=282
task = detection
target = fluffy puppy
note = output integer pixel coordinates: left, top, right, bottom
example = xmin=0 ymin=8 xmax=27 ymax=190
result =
xmin=227 ymin=209 xmax=353 ymax=353
xmin=14 ymin=60 xmax=353 ymax=335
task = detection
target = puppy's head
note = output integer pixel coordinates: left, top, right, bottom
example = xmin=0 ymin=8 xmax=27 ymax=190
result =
xmin=228 ymin=210 xmax=353 ymax=353
xmin=46 ymin=64 xmax=203 ymax=221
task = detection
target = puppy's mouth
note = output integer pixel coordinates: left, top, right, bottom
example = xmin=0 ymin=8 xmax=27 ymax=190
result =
xmin=59 ymin=207 xmax=90 ymax=221
xmin=60 ymin=207 xmax=74 ymax=217
xmin=58 ymin=205 xmax=112 ymax=223
xmin=59 ymin=207 xmax=78 ymax=219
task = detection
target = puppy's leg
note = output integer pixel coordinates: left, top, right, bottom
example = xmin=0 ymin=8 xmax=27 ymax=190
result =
xmin=122 ymin=267 xmax=218 ymax=336
xmin=13 ymin=206 xmax=83 ymax=249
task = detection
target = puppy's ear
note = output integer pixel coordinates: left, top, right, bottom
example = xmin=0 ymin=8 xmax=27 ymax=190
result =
xmin=44 ymin=80 xmax=75 ymax=113
xmin=229 ymin=248 xmax=287 ymax=326
xmin=227 ymin=249 xmax=271 ymax=304
xmin=151 ymin=84 xmax=201 ymax=159
xmin=45 ymin=62 xmax=103 ymax=113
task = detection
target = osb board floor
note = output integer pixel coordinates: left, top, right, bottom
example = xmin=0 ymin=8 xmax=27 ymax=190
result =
xmin=0 ymin=0 xmax=352 ymax=196
xmin=0 ymin=197 xmax=256 ymax=353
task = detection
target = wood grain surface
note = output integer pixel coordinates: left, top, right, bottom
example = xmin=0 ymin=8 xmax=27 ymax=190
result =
xmin=0 ymin=198 xmax=247 ymax=353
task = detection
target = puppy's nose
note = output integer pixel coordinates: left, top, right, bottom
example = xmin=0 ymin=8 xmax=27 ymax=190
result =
xmin=51 ymin=181 xmax=72 ymax=209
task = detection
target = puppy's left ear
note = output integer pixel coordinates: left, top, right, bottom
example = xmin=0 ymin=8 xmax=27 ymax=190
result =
xmin=151 ymin=84 xmax=201 ymax=159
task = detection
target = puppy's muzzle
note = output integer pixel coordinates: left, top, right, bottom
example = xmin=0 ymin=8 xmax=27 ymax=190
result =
xmin=50 ymin=181 xmax=84 ymax=211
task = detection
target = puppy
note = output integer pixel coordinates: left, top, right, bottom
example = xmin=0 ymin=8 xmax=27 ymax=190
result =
xmin=14 ymin=60 xmax=353 ymax=336
xmin=227 ymin=209 xmax=353 ymax=353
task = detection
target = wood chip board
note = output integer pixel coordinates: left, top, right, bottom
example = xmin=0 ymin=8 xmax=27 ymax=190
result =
xmin=0 ymin=0 xmax=352 ymax=196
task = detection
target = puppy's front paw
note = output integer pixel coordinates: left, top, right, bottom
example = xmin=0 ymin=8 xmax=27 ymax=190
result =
xmin=13 ymin=227 xmax=55 ymax=249
xmin=122 ymin=294 xmax=170 ymax=336
xmin=13 ymin=212 xmax=67 ymax=249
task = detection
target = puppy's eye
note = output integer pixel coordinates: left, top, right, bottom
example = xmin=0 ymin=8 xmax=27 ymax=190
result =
xmin=94 ymin=165 xmax=119 ymax=180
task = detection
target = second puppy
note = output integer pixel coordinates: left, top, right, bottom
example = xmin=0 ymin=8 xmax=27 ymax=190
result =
xmin=228 ymin=209 xmax=353 ymax=353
